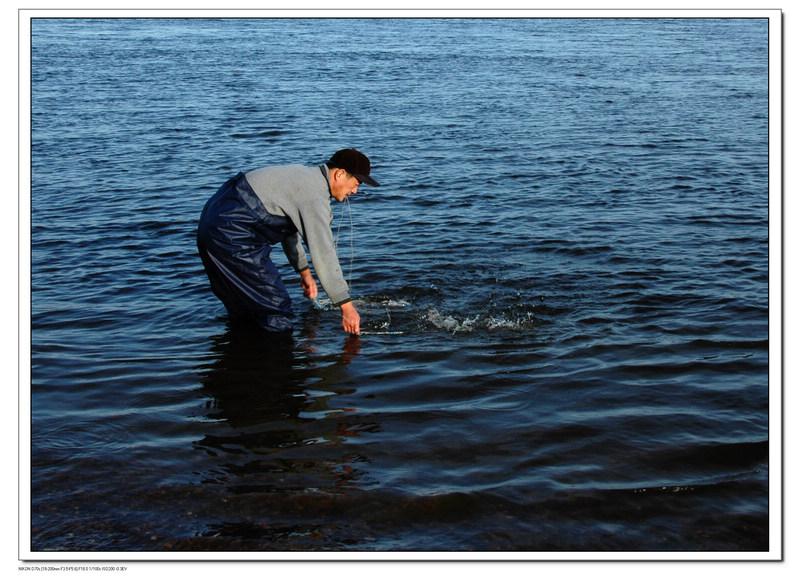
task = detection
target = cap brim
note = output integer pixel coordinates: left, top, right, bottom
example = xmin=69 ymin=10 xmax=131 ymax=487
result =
xmin=355 ymin=174 xmax=380 ymax=187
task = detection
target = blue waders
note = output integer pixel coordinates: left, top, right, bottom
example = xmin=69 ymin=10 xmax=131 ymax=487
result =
xmin=197 ymin=173 xmax=299 ymax=332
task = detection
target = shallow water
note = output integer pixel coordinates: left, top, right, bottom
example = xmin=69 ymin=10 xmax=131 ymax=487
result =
xmin=29 ymin=17 xmax=770 ymax=553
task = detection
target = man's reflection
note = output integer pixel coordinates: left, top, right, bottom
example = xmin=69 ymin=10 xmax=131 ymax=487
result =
xmin=195 ymin=325 xmax=376 ymax=494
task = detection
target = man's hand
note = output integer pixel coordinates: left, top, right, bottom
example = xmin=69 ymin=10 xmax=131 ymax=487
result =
xmin=300 ymin=269 xmax=318 ymax=300
xmin=340 ymin=302 xmax=361 ymax=335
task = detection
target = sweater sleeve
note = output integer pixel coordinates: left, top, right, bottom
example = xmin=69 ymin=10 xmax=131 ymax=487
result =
xmin=281 ymin=233 xmax=309 ymax=273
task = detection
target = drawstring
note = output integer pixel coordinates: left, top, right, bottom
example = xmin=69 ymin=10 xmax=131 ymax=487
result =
xmin=334 ymin=196 xmax=355 ymax=291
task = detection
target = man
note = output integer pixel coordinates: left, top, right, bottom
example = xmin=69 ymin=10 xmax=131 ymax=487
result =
xmin=197 ymin=148 xmax=380 ymax=335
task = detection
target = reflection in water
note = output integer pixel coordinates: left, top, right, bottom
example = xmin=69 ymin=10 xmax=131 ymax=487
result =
xmin=196 ymin=326 xmax=377 ymax=495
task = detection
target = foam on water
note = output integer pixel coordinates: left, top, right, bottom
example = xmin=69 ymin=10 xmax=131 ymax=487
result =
xmin=425 ymin=308 xmax=537 ymax=334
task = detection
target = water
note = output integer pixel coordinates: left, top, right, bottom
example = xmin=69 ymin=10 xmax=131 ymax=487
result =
xmin=28 ymin=17 xmax=770 ymax=554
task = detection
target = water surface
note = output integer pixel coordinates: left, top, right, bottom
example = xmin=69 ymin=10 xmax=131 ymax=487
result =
xmin=29 ymin=17 xmax=770 ymax=553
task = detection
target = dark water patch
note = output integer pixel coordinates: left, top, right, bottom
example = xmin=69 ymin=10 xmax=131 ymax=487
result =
xmin=230 ymin=129 xmax=290 ymax=139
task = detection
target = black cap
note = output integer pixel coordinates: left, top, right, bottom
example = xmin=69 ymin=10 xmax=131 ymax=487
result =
xmin=327 ymin=148 xmax=380 ymax=186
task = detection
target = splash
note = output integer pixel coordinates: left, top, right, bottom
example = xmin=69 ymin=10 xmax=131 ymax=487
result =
xmin=311 ymin=297 xmax=334 ymax=311
xmin=313 ymin=297 xmax=536 ymax=334
xmin=425 ymin=308 xmax=536 ymax=334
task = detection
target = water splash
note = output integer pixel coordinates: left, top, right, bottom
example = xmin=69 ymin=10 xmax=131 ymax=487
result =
xmin=424 ymin=308 xmax=537 ymax=334
xmin=313 ymin=295 xmax=537 ymax=335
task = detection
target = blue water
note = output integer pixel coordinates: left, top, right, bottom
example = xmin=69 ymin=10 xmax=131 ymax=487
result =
xmin=29 ymin=17 xmax=770 ymax=553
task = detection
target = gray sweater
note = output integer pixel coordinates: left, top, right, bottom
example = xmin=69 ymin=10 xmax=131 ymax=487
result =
xmin=244 ymin=164 xmax=351 ymax=306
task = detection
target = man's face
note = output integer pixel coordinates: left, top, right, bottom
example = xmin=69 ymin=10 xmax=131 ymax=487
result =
xmin=330 ymin=169 xmax=361 ymax=202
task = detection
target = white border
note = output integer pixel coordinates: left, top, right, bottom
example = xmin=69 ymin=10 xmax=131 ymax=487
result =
xmin=18 ymin=5 xmax=33 ymax=568
xmin=766 ymin=8 xmax=783 ymax=563
xmin=16 ymin=6 xmax=784 ymax=567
